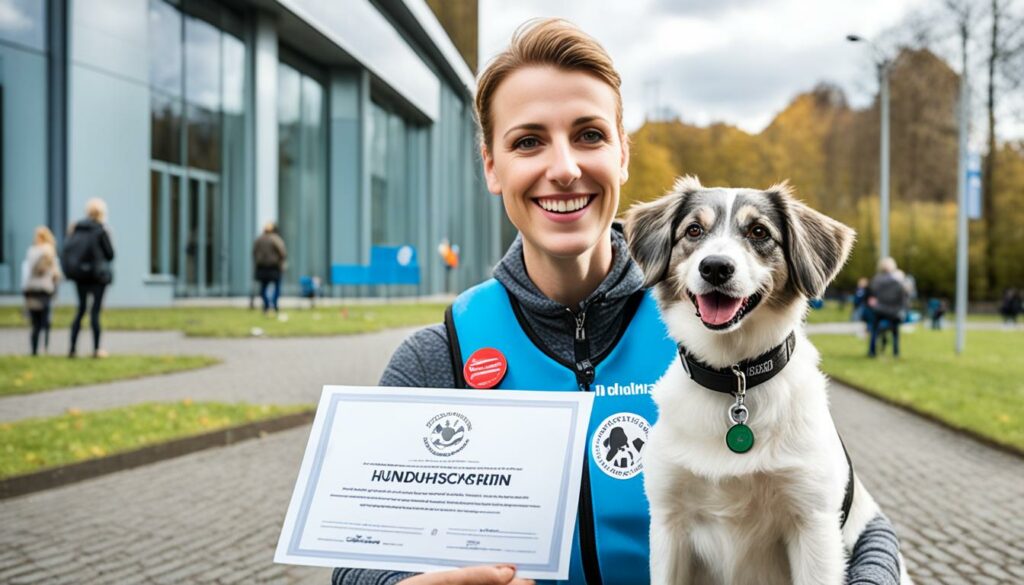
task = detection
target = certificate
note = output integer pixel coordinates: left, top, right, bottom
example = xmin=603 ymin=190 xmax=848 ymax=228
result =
xmin=275 ymin=385 xmax=595 ymax=580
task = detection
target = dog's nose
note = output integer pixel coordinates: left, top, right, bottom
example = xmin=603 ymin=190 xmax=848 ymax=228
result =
xmin=699 ymin=256 xmax=735 ymax=286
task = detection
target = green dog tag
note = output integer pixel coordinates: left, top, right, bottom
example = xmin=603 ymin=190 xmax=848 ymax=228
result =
xmin=726 ymin=423 xmax=755 ymax=453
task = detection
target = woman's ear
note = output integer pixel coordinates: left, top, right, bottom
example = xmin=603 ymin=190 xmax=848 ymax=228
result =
xmin=481 ymin=144 xmax=502 ymax=195
xmin=620 ymin=135 xmax=631 ymax=185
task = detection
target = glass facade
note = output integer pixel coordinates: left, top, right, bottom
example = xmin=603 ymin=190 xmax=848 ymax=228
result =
xmin=370 ymin=101 xmax=412 ymax=246
xmin=277 ymin=59 xmax=328 ymax=292
xmin=0 ymin=0 xmax=496 ymax=301
xmin=0 ymin=0 xmax=45 ymax=51
xmin=147 ymin=0 xmax=247 ymax=296
xmin=0 ymin=0 xmax=47 ymax=278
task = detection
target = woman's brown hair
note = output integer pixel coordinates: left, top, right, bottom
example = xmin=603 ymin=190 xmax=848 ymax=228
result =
xmin=475 ymin=18 xmax=624 ymax=151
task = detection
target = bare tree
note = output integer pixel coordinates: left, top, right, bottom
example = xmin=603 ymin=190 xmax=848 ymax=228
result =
xmin=983 ymin=0 xmax=1024 ymax=292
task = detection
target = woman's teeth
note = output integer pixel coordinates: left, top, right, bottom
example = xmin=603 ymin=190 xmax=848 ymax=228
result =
xmin=537 ymin=196 xmax=590 ymax=213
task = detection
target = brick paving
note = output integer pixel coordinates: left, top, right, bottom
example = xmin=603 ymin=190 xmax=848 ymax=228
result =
xmin=1 ymin=326 xmax=1022 ymax=583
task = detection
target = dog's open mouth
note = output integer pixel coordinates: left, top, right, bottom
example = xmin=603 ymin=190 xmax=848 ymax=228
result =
xmin=687 ymin=290 xmax=762 ymax=330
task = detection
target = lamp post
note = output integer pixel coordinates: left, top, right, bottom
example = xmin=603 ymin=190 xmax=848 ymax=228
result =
xmin=847 ymin=34 xmax=891 ymax=260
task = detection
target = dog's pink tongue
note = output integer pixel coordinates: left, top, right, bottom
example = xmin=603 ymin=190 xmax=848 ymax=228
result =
xmin=696 ymin=293 xmax=744 ymax=326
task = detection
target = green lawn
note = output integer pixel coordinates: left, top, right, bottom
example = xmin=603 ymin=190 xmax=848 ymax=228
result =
xmin=0 ymin=303 xmax=448 ymax=337
xmin=811 ymin=328 xmax=1024 ymax=452
xmin=0 ymin=401 xmax=310 ymax=479
xmin=0 ymin=355 xmax=219 ymax=398
xmin=805 ymin=300 xmax=1000 ymax=325
xmin=806 ymin=302 xmax=851 ymax=324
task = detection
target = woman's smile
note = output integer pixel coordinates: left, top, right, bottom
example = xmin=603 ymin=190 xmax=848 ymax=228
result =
xmin=533 ymin=193 xmax=598 ymax=222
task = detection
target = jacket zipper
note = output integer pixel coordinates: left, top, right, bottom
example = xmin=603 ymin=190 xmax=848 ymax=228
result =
xmin=569 ymin=306 xmax=602 ymax=585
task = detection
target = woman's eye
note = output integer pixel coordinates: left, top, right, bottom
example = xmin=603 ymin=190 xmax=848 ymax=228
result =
xmin=685 ymin=224 xmax=704 ymax=239
xmin=748 ymin=224 xmax=769 ymax=240
xmin=513 ymin=136 xmax=540 ymax=150
xmin=580 ymin=129 xmax=604 ymax=143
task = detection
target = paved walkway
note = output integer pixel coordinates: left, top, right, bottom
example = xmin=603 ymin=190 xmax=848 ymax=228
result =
xmin=0 ymin=327 xmax=417 ymax=423
xmin=1 ymin=326 xmax=1022 ymax=584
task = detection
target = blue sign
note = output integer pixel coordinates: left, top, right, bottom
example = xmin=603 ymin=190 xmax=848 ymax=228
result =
xmin=332 ymin=245 xmax=420 ymax=285
xmin=967 ymin=152 xmax=982 ymax=220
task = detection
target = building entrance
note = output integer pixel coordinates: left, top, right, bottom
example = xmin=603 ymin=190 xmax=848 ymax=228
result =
xmin=150 ymin=162 xmax=227 ymax=296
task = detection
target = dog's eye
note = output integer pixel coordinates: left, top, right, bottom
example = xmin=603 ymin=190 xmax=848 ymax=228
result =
xmin=748 ymin=224 xmax=769 ymax=240
xmin=685 ymin=224 xmax=704 ymax=239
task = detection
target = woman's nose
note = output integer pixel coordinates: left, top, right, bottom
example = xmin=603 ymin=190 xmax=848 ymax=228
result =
xmin=546 ymin=140 xmax=582 ymax=187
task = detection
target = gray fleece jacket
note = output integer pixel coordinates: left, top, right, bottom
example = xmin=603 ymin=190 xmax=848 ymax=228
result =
xmin=332 ymin=230 xmax=903 ymax=585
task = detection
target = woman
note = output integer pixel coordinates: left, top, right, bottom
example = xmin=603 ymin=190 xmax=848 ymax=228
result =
xmin=64 ymin=197 xmax=115 ymax=358
xmin=333 ymin=19 xmax=903 ymax=585
xmin=21 ymin=226 xmax=63 ymax=356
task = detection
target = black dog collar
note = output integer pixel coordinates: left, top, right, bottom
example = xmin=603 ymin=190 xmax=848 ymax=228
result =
xmin=677 ymin=331 xmax=797 ymax=394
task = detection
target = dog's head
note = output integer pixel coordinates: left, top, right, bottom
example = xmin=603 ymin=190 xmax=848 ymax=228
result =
xmin=624 ymin=176 xmax=854 ymax=356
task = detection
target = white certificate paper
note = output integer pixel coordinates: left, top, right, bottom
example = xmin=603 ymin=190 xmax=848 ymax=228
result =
xmin=275 ymin=385 xmax=595 ymax=580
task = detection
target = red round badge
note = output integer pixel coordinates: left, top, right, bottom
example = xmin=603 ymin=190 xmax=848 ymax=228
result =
xmin=463 ymin=348 xmax=508 ymax=389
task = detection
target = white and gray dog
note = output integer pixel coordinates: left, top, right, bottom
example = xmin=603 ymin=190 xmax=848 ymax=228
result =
xmin=624 ymin=177 xmax=911 ymax=585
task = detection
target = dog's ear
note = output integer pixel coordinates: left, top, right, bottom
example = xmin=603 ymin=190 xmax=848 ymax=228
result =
xmin=767 ymin=181 xmax=856 ymax=299
xmin=624 ymin=176 xmax=700 ymax=287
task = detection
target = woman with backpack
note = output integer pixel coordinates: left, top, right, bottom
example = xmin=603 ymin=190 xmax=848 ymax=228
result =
xmin=21 ymin=226 xmax=63 ymax=356
xmin=62 ymin=198 xmax=115 ymax=358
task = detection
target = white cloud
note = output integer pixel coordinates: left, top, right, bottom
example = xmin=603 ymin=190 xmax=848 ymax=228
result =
xmin=480 ymin=0 xmax=935 ymax=134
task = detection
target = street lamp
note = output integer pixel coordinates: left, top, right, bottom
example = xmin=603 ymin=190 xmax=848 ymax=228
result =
xmin=847 ymin=34 xmax=892 ymax=260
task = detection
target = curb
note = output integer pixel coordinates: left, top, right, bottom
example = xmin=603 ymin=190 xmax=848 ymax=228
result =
xmin=829 ymin=375 xmax=1024 ymax=459
xmin=0 ymin=409 xmax=315 ymax=500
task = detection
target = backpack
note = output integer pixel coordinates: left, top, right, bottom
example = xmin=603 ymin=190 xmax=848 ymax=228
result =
xmin=61 ymin=226 xmax=101 ymax=282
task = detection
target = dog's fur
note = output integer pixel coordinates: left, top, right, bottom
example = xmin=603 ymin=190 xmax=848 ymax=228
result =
xmin=624 ymin=177 xmax=911 ymax=585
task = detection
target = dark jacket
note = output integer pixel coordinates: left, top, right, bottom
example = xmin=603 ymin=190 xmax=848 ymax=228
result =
xmin=869 ymin=272 xmax=909 ymax=320
xmin=65 ymin=219 xmax=115 ymax=285
xmin=252 ymin=232 xmax=287 ymax=281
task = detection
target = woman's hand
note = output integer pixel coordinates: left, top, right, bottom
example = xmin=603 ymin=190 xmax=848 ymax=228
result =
xmin=398 ymin=565 xmax=534 ymax=585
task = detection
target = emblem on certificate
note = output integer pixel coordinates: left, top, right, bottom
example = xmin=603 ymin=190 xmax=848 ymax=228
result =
xmin=424 ymin=411 xmax=472 ymax=456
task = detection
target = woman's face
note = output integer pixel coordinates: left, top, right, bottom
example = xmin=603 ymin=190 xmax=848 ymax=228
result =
xmin=483 ymin=66 xmax=629 ymax=261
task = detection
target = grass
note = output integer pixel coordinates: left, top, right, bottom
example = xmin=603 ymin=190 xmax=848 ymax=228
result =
xmin=0 ymin=303 xmax=448 ymax=337
xmin=811 ymin=328 xmax=1024 ymax=453
xmin=0 ymin=401 xmax=310 ymax=480
xmin=805 ymin=302 xmax=851 ymax=324
xmin=0 ymin=355 xmax=219 ymax=398
xmin=805 ymin=300 xmax=1001 ymax=325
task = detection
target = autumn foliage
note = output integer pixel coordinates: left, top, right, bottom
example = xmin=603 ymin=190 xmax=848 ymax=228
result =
xmin=621 ymin=48 xmax=1024 ymax=299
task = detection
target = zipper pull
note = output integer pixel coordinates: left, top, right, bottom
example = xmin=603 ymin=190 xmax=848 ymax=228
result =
xmin=573 ymin=309 xmax=587 ymax=342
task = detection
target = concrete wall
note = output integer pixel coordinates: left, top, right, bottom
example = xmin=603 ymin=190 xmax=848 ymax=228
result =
xmin=0 ymin=44 xmax=49 ymax=292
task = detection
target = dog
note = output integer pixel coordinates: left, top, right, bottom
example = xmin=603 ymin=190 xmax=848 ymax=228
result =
xmin=604 ymin=426 xmax=644 ymax=469
xmin=624 ymin=177 xmax=912 ymax=585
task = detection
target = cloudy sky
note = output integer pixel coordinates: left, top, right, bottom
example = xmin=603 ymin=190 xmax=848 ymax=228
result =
xmin=479 ymin=0 xmax=933 ymax=134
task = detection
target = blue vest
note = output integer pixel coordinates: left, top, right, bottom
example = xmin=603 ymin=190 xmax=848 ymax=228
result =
xmin=447 ymin=279 xmax=677 ymax=585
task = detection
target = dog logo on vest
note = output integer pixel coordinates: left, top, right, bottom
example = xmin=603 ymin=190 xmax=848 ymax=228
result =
xmin=424 ymin=412 xmax=472 ymax=457
xmin=591 ymin=413 xmax=650 ymax=479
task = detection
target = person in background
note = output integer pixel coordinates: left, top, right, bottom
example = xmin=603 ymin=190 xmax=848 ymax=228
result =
xmin=62 ymin=198 xmax=115 ymax=358
xmin=999 ymin=288 xmax=1021 ymax=326
xmin=927 ymin=297 xmax=947 ymax=330
xmin=253 ymin=222 xmax=287 ymax=315
xmin=851 ymin=277 xmax=872 ymax=337
xmin=867 ymin=257 xmax=909 ymax=358
xmin=21 ymin=226 xmax=63 ymax=356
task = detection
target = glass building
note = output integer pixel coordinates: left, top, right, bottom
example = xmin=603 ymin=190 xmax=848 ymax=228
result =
xmin=0 ymin=0 xmax=505 ymax=305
